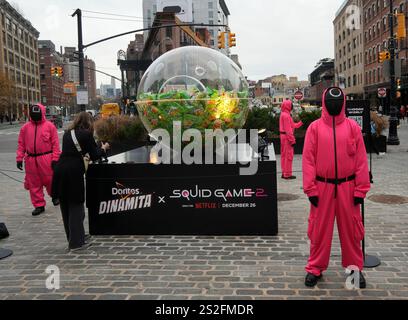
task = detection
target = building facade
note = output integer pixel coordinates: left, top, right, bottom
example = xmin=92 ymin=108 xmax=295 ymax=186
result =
xmin=38 ymin=40 xmax=65 ymax=107
xmin=120 ymin=11 xmax=210 ymax=98
xmin=254 ymin=75 xmax=310 ymax=105
xmin=334 ymin=0 xmax=365 ymax=99
xmin=362 ymin=0 xmax=407 ymax=106
xmin=0 ymin=0 xmax=40 ymax=118
xmin=143 ymin=0 xmax=230 ymax=53
xmin=308 ymin=59 xmax=335 ymax=105
xmin=62 ymin=47 xmax=97 ymax=103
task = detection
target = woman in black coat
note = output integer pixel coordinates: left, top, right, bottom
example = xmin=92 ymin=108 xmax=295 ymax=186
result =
xmin=52 ymin=112 xmax=109 ymax=251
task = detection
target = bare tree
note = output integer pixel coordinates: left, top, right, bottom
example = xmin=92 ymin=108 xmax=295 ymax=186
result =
xmin=0 ymin=72 xmax=18 ymax=124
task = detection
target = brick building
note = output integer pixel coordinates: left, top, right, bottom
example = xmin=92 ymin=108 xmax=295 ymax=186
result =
xmin=38 ymin=40 xmax=65 ymax=107
xmin=363 ymin=0 xmax=407 ymax=105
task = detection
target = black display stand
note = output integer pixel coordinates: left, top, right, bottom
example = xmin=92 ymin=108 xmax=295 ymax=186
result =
xmin=362 ymin=201 xmax=381 ymax=268
xmin=0 ymin=248 xmax=12 ymax=260
xmin=86 ymin=145 xmax=278 ymax=236
xmin=346 ymin=101 xmax=381 ymax=269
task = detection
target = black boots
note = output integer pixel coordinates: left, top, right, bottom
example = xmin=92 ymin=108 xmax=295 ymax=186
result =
xmin=305 ymin=273 xmax=322 ymax=287
xmin=305 ymin=271 xmax=367 ymax=289
xmin=305 ymin=273 xmax=322 ymax=288
xmin=32 ymin=207 xmax=45 ymax=216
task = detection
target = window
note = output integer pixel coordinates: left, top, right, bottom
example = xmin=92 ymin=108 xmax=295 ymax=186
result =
xmin=3 ymin=49 xmax=7 ymax=64
xmin=7 ymin=34 xmax=12 ymax=48
xmin=209 ymin=11 xmax=214 ymax=18
xmin=209 ymin=20 xmax=214 ymax=25
xmin=40 ymin=64 xmax=45 ymax=70
xmin=14 ymin=39 xmax=18 ymax=51
xmin=353 ymin=75 xmax=357 ymax=86
xmin=348 ymin=77 xmax=351 ymax=87
xmin=16 ymin=71 xmax=21 ymax=84
xmin=8 ymin=51 xmax=14 ymax=65
xmin=15 ymin=55 xmax=20 ymax=69
xmin=208 ymin=1 xmax=213 ymax=9
xmin=22 ymin=73 xmax=26 ymax=85
xmin=2 ymin=31 xmax=5 ymax=45
xmin=373 ymin=70 xmax=376 ymax=83
xmin=354 ymin=55 xmax=357 ymax=66
xmin=40 ymin=74 xmax=45 ymax=80
xmin=21 ymin=59 xmax=25 ymax=71
xmin=25 ymin=47 xmax=29 ymax=58
xmin=6 ymin=18 xmax=11 ymax=32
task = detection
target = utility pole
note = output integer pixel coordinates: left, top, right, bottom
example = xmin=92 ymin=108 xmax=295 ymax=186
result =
xmin=72 ymin=9 xmax=86 ymax=112
xmin=387 ymin=0 xmax=400 ymax=145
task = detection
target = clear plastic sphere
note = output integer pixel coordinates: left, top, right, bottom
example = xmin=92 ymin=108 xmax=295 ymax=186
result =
xmin=137 ymin=46 xmax=250 ymax=138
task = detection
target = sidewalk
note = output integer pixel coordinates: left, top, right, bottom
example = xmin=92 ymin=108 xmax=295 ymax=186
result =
xmin=0 ymin=124 xmax=407 ymax=300
xmin=0 ymin=122 xmax=22 ymax=130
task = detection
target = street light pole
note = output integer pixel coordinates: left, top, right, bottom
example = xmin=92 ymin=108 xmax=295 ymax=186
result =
xmin=388 ymin=0 xmax=400 ymax=145
xmin=72 ymin=9 xmax=86 ymax=112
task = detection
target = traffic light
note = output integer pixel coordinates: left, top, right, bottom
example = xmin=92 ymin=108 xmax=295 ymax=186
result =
xmin=228 ymin=32 xmax=236 ymax=47
xmin=57 ymin=67 xmax=64 ymax=78
xmin=397 ymin=78 xmax=401 ymax=90
xmin=378 ymin=51 xmax=391 ymax=63
xmin=396 ymin=13 xmax=406 ymax=39
xmin=218 ymin=32 xmax=225 ymax=49
xmin=51 ymin=67 xmax=58 ymax=77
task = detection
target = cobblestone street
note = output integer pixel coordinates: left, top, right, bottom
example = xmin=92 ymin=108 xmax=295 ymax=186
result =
xmin=0 ymin=124 xmax=407 ymax=300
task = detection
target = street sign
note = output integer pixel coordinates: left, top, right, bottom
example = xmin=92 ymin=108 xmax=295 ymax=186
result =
xmin=76 ymin=88 xmax=89 ymax=105
xmin=294 ymin=91 xmax=304 ymax=101
xmin=345 ymin=100 xmax=371 ymax=134
xmin=378 ymin=87 xmax=387 ymax=98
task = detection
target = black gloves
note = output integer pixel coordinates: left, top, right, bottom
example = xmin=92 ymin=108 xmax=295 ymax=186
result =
xmin=309 ymin=196 xmax=319 ymax=208
xmin=354 ymin=197 xmax=364 ymax=206
xmin=16 ymin=162 xmax=23 ymax=171
xmin=51 ymin=161 xmax=58 ymax=171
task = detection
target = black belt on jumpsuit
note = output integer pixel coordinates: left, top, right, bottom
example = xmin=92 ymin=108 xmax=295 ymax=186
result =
xmin=316 ymin=174 xmax=356 ymax=185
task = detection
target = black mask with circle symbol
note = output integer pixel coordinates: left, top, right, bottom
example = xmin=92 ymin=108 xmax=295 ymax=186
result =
xmin=324 ymin=87 xmax=345 ymax=116
xmin=30 ymin=105 xmax=42 ymax=122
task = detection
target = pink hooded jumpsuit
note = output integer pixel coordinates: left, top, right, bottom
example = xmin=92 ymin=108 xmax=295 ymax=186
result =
xmin=279 ymin=100 xmax=303 ymax=178
xmin=16 ymin=104 xmax=61 ymax=208
xmin=302 ymin=90 xmax=370 ymax=276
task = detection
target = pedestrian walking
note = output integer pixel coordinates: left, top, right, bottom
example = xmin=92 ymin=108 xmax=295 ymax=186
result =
xmin=52 ymin=112 xmax=110 ymax=252
xmin=302 ymin=87 xmax=370 ymax=288
xmin=279 ymin=99 xmax=303 ymax=180
xmin=16 ymin=104 xmax=61 ymax=216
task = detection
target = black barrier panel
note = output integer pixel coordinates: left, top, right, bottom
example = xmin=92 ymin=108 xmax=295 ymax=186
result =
xmin=86 ymin=159 xmax=278 ymax=236
xmin=345 ymin=100 xmax=371 ymax=134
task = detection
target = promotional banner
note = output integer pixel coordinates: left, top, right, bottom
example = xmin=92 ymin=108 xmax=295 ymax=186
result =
xmin=86 ymin=162 xmax=278 ymax=236
xmin=345 ymin=100 xmax=371 ymax=134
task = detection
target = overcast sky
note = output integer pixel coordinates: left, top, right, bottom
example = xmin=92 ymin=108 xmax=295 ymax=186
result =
xmin=15 ymin=0 xmax=344 ymax=86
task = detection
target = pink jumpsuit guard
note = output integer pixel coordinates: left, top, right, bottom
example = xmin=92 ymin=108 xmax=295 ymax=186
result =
xmin=302 ymin=89 xmax=370 ymax=277
xmin=16 ymin=104 xmax=61 ymax=210
xmin=279 ymin=100 xmax=303 ymax=178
